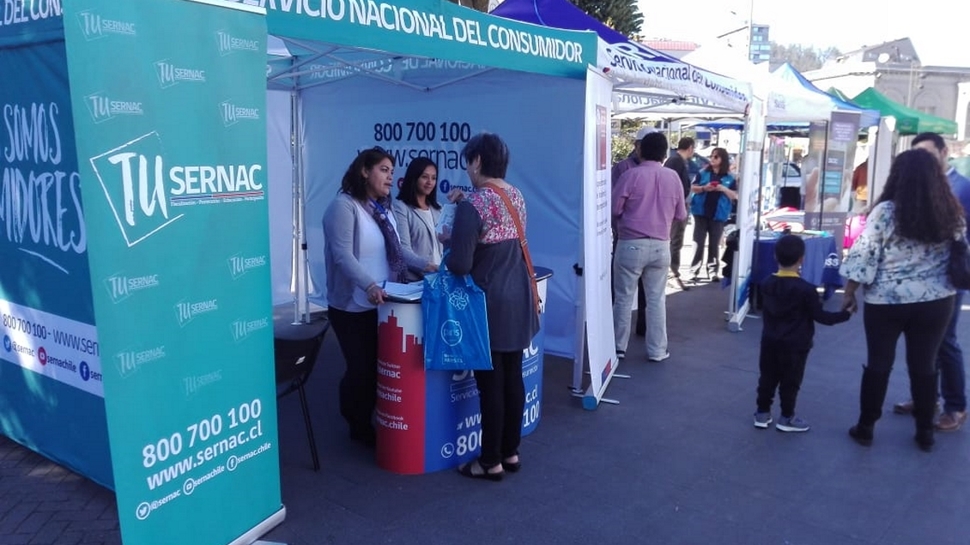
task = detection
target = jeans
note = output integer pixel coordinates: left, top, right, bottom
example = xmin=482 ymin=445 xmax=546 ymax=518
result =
xmin=859 ymin=297 xmax=955 ymax=431
xmin=612 ymin=238 xmax=670 ymax=359
xmin=669 ymin=217 xmax=688 ymax=277
xmin=938 ymin=290 xmax=967 ymax=413
xmin=690 ymin=216 xmax=725 ymax=277
xmin=328 ymin=306 xmax=378 ymax=436
xmin=474 ymin=351 xmax=525 ymax=468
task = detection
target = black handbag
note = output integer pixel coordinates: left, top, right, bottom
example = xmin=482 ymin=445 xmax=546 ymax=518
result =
xmin=948 ymin=237 xmax=970 ymax=290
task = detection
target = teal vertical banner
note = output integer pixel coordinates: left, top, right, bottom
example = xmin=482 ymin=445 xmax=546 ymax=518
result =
xmin=63 ymin=1 xmax=280 ymax=544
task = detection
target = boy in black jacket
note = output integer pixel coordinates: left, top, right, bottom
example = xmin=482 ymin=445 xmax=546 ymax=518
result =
xmin=755 ymin=235 xmax=852 ymax=432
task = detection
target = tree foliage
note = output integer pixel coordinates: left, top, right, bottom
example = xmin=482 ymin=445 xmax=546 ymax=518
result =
xmin=569 ymin=0 xmax=643 ymax=37
xmin=445 ymin=0 xmax=490 ymax=12
xmin=769 ymin=43 xmax=842 ymax=73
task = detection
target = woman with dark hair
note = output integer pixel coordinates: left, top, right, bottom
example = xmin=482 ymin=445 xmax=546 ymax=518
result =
xmin=841 ymin=148 xmax=966 ymax=452
xmin=447 ymin=133 xmax=539 ymax=481
xmin=393 ymin=157 xmax=443 ymax=280
xmin=323 ymin=147 xmax=436 ymax=446
xmin=688 ymin=147 xmax=737 ymax=281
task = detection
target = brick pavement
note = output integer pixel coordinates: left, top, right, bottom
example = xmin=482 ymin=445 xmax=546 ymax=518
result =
xmin=0 ymin=436 xmax=120 ymax=545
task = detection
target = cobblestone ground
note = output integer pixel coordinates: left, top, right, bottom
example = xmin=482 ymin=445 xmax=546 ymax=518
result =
xmin=0 ymin=436 xmax=120 ymax=545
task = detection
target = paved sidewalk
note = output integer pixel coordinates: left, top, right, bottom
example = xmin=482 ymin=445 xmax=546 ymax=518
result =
xmin=3 ymin=263 xmax=970 ymax=544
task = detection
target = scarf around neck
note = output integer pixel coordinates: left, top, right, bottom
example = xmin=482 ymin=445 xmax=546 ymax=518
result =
xmin=367 ymin=197 xmax=407 ymax=283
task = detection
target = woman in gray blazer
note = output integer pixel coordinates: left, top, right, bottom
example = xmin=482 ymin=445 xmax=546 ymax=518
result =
xmin=323 ymin=148 xmax=434 ymax=447
xmin=392 ymin=158 xmax=444 ymax=280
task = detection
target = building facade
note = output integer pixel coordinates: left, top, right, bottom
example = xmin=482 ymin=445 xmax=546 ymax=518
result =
xmin=805 ymin=38 xmax=970 ymax=138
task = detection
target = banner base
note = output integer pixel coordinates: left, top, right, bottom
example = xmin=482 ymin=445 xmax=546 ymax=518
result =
xmin=229 ymin=506 xmax=286 ymax=545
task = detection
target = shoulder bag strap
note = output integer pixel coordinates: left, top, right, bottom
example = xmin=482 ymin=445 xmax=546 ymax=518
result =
xmin=484 ymin=182 xmax=540 ymax=316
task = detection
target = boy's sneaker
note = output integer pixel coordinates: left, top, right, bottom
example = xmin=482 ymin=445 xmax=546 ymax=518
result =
xmin=753 ymin=412 xmax=772 ymax=429
xmin=775 ymin=415 xmax=810 ymax=433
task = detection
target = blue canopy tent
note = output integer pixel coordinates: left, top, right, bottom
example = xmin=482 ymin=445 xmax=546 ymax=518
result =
xmin=773 ymin=63 xmax=881 ymax=127
xmin=491 ymin=0 xmax=751 ymax=115
xmin=240 ymin=0 xmax=618 ymax=365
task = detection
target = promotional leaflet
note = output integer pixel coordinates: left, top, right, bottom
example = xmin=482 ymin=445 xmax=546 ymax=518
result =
xmin=63 ymin=1 xmax=280 ymax=543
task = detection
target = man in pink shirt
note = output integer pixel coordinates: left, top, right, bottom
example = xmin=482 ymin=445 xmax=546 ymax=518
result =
xmin=612 ymin=132 xmax=687 ymax=362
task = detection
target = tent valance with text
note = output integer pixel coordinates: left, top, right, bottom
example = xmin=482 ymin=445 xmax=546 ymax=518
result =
xmin=230 ymin=0 xmax=598 ymax=79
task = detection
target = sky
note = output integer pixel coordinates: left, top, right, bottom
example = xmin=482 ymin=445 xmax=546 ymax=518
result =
xmin=636 ymin=0 xmax=970 ymax=67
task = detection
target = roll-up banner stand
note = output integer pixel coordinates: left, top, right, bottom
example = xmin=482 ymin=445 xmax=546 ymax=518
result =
xmin=63 ymin=0 xmax=283 ymax=543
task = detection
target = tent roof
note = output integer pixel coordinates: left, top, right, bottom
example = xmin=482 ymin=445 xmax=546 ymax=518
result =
xmin=490 ymin=0 xmax=750 ymax=113
xmin=680 ymin=45 xmax=833 ymax=122
xmin=772 ymin=63 xmax=881 ymax=127
xmin=257 ymin=0 xmax=598 ymax=83
xmin=851 ymin=87 xmax=959 ymax=135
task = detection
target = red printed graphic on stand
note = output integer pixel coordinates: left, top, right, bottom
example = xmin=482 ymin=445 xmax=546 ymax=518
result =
xmin=376 ymin=307 xmax=427 ymax=474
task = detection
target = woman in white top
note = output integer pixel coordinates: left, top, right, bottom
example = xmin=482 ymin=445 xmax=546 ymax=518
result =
xmin=840 ymin=149 xmax=965 ymax=452
xmin=322 ymin=147 xmax=435 ymax=447
xmin=392 ymin=157 xmax=443 ymax=280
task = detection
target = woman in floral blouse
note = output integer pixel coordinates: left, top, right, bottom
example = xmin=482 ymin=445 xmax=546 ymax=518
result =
xmin=840 ymin=149 xmax=965 ymax=452
xmin=447 ymin=133 xmax=539 ymax=481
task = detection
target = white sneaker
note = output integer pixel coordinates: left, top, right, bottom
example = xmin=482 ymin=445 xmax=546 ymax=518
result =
xmin=647 ymin=352 xmax=670 ymax=362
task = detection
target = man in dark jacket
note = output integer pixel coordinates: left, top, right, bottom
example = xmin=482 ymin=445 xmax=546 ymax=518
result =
xmin=663 ymin=137 xmax=694 ymax=290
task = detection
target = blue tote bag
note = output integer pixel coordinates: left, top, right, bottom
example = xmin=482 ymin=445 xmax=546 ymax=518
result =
xmin=422 ymin=269 xmax=492 ymax=371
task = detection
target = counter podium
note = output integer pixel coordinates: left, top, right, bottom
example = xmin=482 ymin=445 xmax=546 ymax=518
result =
xmin=375 ymin=268 xmax=552 ymax=475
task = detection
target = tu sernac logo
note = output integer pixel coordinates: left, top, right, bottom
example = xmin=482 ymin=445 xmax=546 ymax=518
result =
xmin=116 ymin=345 xmax=166 ymax=378
xmin=220 ymin=100 xmax=260 ymax=127
xmin=76 ymin=9 xmax=136 ymax=41
xmin=103 ymin=271 xmax=160 ymax=303
xmin=216 ymin=29 xmax=261 ymax=56
xmin=227 ymin=253 xmax=267 ymax=280
xmin=85 ymin=92 xmax=144 ymax=124
xmin=154 ymin=59 xmax=206 ymax=89
xmin=231 ymin=316 xmax=269 ymax=342
xmin=89 ymin=132 xmax=265 ymax=247
xmin=175 ymin=298 xmax=219 ymax=327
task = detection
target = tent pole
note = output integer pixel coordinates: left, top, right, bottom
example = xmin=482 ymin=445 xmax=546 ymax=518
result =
xmin=289 ymin=90 xmax=301 ymax=325
xmin=297 ymin=92 xmax=310 ymax=323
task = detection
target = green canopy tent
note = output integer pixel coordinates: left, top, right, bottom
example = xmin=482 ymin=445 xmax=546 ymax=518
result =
xmin=851 ymin=87 xmax=958 ymax=135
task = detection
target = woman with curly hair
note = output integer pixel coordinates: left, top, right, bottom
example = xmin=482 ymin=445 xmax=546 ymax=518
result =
xmin=840 ymin=148 xmax=966 ymax=452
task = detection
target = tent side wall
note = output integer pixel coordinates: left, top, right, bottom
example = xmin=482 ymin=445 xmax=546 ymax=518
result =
xmin=298 ymin=70 xmax=586 ymax=357
xmin=0 ymin=38 xmax=112 ymax=487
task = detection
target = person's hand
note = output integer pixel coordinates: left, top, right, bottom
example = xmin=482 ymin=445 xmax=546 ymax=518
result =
xmin=424 ymin=262 xmax=439 ymax=273
xmin=447 ymin=188 xmax=465 ymax=203
xmin=437 ymin=225 xmax=451 ymax=243
xmin=841 ymin=293 xmax=858 ymax=314
xmin=366 ymin=283 xmax=386 ymax=305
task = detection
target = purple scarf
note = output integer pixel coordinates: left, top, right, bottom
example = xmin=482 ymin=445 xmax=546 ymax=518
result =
xmin=368 ymin=198 xmax=407 ymax=283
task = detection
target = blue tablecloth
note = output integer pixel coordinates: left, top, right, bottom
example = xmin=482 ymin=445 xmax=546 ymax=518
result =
xmin=753 ymin=236 xmax=843 ymax=293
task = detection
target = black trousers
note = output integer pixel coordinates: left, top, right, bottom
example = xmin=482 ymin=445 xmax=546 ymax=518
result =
xmin=859 ymin=297 xmax=955 ymax=431
xmin=756 ymin=342 xmax=809 ymax=418
xmin=328 ymin=306 xmax=378 ymax=435
xmin=474 ymin=350 xmax=525 ymax=468
xmin=690 ymin=216 xmax=725 ymax=276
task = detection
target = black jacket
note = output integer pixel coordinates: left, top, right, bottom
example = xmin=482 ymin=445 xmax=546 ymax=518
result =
xmin=760 ymin=273 xmax=850 ymax=351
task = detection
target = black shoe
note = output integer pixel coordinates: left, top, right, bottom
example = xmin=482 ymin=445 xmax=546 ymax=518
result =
xmin=848 ymin=424 xmax=873 ymax=446
xmin=349 ymin=426 xmax=376 ymax=448
xmin=915 ymin=429 xmax=935 ymax=452
xmin=458 ymin=461 xmax=504 ymax=481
